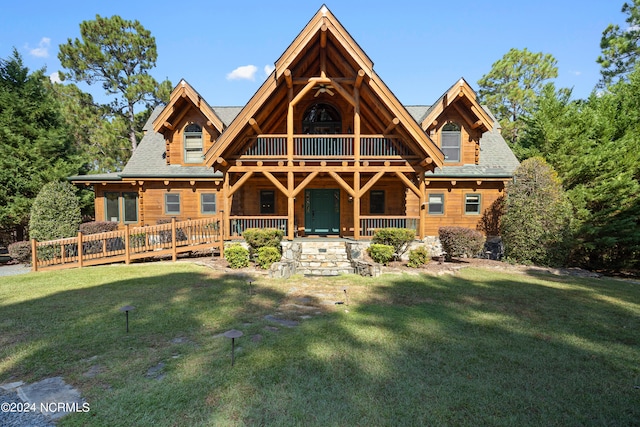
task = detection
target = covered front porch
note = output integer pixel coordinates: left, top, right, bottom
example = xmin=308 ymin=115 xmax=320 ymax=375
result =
xmin=221 ymin=169 xmax=425 ymax=241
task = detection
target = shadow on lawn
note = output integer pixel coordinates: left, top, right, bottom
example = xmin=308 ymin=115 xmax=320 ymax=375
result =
xmin=1 ymin=266 xmax=638 ymax=426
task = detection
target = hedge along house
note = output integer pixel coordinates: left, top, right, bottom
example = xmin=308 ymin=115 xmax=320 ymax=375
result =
xmin=71 ymin=5 xmax=519 ymax=244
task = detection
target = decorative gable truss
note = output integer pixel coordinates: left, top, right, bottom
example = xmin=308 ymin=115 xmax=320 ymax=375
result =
xmin=154 ymin=80 xmax=226 ymax=166
xmin=420 ymin=78 xmax=494 ymax=165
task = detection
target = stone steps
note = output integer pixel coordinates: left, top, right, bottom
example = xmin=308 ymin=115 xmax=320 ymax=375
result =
xmin=298 ymin=241 xmax=353 ymax=275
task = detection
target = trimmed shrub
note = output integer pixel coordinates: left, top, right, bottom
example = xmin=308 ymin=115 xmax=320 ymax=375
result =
xmin=257 ymin=246 xmax=281 ymax=269
xmin=29 ymin=181 xmax=82 ymax=241
xmin=242 ymin=228 xmax=284 ymax=253
xmin=225 ymin=244 xmax=250 ymax=269
xmin=438 ymin=226 xmax=486 ymax=260
xmin=8 ymin=241 xmax=31 ymax=264
xmin=407 ymin=246 xmax=430 ymax=268
xmin=79 ymin=221 xmax=118 ymax=235
xmin=372 ymin=228 xmax=415 ymax=259
xmin=367 ymin=243 xmax=394 ymax=265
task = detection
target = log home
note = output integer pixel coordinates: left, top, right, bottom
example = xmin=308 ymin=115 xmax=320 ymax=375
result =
xmin=71 ymin=5 xmax=519 ymax=243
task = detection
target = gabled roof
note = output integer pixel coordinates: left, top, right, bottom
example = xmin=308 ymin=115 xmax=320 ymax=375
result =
xmin=204 ymin=5 xmax=444 ymax=167
xmin=420 ymin=78 xmax=493 ymax=133
xmin=153 ymin=80 xmax=225 ymax=135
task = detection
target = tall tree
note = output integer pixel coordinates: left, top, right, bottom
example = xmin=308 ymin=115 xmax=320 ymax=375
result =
xmin=519 ymin=68 xmax=640 ymax=271
xmin=0 ymin=49 xmax=81 ymax=240
xmin=477 ymin=48 xmax=558 ymax=145
xmin=500 ymin=157 xmax=573 ymax=266
xmin=597 ymin=0 xmax=640 ymax=86
xmin=58 ymin=15 xmax=170 ymax=152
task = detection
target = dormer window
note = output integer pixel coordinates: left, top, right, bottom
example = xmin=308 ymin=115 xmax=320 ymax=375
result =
xmin=184 ymin=123 xmax=203 ymax=163
xmin=442 ymin=122 xmax=461 ymax=162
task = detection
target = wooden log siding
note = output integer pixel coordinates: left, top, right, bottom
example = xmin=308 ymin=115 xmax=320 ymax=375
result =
xmin=241 ymin=135 xmax=415 ymax=158
xmin=31 ymin=218 xmax=222 ymax=272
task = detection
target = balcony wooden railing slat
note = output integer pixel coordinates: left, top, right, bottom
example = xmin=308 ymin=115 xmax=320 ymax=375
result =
xmin=242 ymin=135 xmax=415 ymax=158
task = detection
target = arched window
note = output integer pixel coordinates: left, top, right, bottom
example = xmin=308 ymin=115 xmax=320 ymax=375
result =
xmin=302 ymin=103 xmax=341 ymax=134
xmin=442 ymin=122 xmax=461 ymax=162
xmin=184 ymin=123 xmax=203 ymax=163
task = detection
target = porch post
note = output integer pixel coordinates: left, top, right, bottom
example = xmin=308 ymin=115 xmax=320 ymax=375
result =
xmin=354 ymin=82 xmax=361 ymax=240
xmin=223 ymin=173 xmax=231 ymax=240
xmin=287 ymin=171 xmax=295 ymax=240
xmin=354 ymin=171 xmax=361 ymax=240
xmin=419 ymin=176 xmax=426 ymax=240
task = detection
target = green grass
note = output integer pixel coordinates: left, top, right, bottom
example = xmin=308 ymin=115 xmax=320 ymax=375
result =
xmin=1 ymin=261 xmax=638 ymax=426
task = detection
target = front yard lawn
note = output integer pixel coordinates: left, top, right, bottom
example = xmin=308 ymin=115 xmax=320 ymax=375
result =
xmin=0 ymin=261 xmax=638 ymax=426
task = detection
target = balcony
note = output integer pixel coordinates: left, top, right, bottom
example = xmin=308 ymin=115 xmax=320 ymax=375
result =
xmin=242 ymin=135 xmax=417 ymax=159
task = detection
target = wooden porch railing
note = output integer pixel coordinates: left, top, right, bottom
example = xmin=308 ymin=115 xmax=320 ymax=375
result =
xmin=360 ymin=216 xmax=419 ymax=237
xmin=229 ymin=216 xmax=288 ymax=238
xmin=31 ymin=217 xmax=223 ymax=272
xmin=242 ymin=135 xmax=415 ymax=158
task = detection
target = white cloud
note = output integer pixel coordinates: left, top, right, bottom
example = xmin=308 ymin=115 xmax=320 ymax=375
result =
xmin=264 ymin=64 xmax=275 ymax=76
xmin=49 ymin=72 xmax=61 ymax=84
xmin=28 ymin=37 xmax=51 ymax=58
xmin=226 ymin=65 xmax=258 ymax=81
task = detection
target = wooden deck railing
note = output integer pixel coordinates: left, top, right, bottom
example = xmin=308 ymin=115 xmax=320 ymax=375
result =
xmin=360 ymin=216 xmax=419 ymax=237
xmin=31 ymin=218 xmax=223 ymax=272
xmin=242 ymin=135 xmax=416 ymax=158
xmin=229 ymin=216 xmax=288 ymax=238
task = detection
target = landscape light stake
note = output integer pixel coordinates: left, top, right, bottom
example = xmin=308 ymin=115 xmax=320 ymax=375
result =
xmin=248 ymin=280 xmax=253 ymax=297
xmin=224 ymin=329 xmax=243 ymax=366
xmin=343 ymin=288 xmax=349 ymax=305
xmin=119 ymin=305 xmax=136 ymax=333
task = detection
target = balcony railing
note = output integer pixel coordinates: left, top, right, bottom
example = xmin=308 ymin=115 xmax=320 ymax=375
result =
xmin=242 ymin=135 xmax=415 ymax=158
xmin=360 ymin=216 xmax=419 ymax=237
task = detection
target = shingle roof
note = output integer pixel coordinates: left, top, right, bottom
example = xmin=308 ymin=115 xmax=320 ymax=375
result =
xmin=426 ymin=128 xmax=520 ymax=178
xmin=71 ymin=102 xmax=518 ymax=182
xmin=121 ymin=106 xmax=222 ymax=179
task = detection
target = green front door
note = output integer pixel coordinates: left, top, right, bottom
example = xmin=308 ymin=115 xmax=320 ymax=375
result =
xmin=304 ymin=189 xmax=340 ymax=235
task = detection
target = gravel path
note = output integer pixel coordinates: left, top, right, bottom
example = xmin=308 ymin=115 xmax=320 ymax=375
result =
xmin=0 ymin=389 xmax=54 ymax=427
xmin=0 ymin=264 xmax=31 ymax=277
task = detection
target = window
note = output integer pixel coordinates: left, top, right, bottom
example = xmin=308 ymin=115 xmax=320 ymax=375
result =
xmin=201 ymin=193 xmax=217 ymax=214
xmin=465 ymin=194 xmax=481 ymax=214
xmin=184 ymin=123 xmax=203 ymax=163
xmin=442 ymin=122 xmax=461 ymax=162
xmin=123 ymin=192 xmax=138 ymax=223
xmin=165 ymin=193 xmax=181 ymax=215
xmin=370 ymin=190 xmax=385 ymax=214
xmin=428 ymin=193 xmax=444 ymax=215
xmin=260 ymin=190 xmax=275 ymax=214
xmin=302 ymin=103 xmax=341 ymax=134
xmin=104 ymin=192 xmax=139 ymax=223
xmin=105 ymin=192 xmax=120 ymax=222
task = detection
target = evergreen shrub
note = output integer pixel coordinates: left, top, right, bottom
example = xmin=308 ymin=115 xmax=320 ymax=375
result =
xmin=407 ymin=246 xmax=430 ymax=268
xmin=242 ymin=228 xmax=284 ymax=253
xmin=29 ymin=181 xmax=82 ymax=241
xmin=257 ymin=246 xmax=281 ymax=269
xmin=226 ymin=244 xmax=250 ymax=269
xmin=372 ymin=228 xmax=415 ymax=259
xmin=367 ymin=243 xmax=394 ymax=265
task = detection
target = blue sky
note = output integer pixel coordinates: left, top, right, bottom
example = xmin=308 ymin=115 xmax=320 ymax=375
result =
xmin=0 ymin=1 xmax=626 ymax=107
